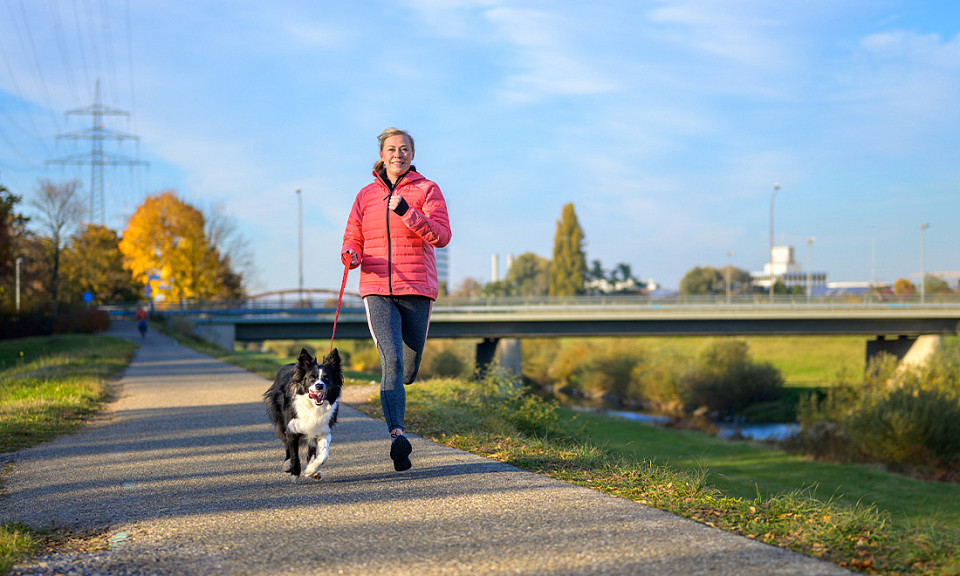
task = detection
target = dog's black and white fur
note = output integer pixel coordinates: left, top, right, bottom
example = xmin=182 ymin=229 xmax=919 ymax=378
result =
xmin=264 ymin=347 xmax=342 ymax=480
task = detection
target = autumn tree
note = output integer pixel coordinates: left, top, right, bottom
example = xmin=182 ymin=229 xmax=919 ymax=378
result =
xmin=29 ymin=179 xmax=85 ymax=313
xmin=893 ymin=277 xmax=916 ymax=295
xmin=450 ymin=277 xmax=483 ymax=298
xmin=120 ymin=191 xmax=225 ymax=302
xmin=61 ymin=224 xmax=141 ymax=303
xmin=549 ymin=203 xmax=587 ymax=297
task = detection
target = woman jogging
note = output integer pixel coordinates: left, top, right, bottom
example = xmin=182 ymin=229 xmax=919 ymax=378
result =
xmin=135 ymin=307 xmax=148 ymax=339
xmin=341 ymin=127 xmax=452 ymax=472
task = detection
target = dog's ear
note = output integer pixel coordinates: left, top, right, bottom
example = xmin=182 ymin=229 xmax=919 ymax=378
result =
xmin=325 ymin=348 xmax=342 ymax=369
xmin=297 ymin=347 xmax=314 ymax=368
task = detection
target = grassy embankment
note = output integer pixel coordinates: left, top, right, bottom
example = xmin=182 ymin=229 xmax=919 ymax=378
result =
xmin=0 ymin=334 xmax=138 ymax=572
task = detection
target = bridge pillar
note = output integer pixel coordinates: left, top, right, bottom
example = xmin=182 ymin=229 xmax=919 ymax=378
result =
xmin=193 ymin=322 xmax=236 ymax=351
xmin=866 ymin=335 xmax=942 ymax=372
xmin=476 ymin=338 xmax=499 ymax=377
xmin=865 ymin=335 xmax=914 ymax=366
xmin=475 ymin=338 xmax=523 ymax=379
xmin=899 ymin=335 xmax=942 ymax=371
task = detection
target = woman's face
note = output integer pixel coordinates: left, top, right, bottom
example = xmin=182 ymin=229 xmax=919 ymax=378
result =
xmin=380 ymin=134 xmax=414 ymax=182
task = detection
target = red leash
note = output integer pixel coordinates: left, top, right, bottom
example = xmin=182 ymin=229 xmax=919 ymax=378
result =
xmin=330 ymin=261 xmax=350 ymax=353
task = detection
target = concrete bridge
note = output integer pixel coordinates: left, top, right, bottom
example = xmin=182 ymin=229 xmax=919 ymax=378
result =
xmin=141 ymin=295 xmax=960 ymax=374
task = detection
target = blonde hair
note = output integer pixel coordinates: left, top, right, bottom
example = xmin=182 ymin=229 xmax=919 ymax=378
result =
xmin=373 ymin=127 xmax=415 ymax=172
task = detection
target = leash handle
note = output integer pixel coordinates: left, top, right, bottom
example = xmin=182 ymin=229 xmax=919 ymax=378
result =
xmin=330 ymin=261 xmax=350 ymax=353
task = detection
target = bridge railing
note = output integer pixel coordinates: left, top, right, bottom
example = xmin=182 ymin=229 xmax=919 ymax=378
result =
xmin=100 ymin=292 xmax=960 ymax=320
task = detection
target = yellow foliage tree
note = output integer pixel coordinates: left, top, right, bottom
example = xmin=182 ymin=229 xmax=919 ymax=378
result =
xmin=119 ymin=191 xmax=221 ymax=302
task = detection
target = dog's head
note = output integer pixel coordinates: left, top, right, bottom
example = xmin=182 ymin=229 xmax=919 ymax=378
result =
xmin=293 ymin=347 xmax=343 ymax=407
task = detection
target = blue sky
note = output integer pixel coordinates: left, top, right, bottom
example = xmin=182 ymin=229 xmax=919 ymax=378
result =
xmin=1 ymin=1 xmax=958 ymax=294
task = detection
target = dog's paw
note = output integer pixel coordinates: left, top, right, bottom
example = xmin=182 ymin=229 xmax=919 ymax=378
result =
xmin=311 ymin=471 xmax=322 ymax=481
xmin=283 ymin=459 xmax=293 ymax=473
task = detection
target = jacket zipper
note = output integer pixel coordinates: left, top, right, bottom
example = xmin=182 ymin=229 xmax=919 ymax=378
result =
xmin=382 ymin=172 xmax=407 ymax=296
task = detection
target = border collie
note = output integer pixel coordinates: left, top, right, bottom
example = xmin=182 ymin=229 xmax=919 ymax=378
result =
xmin=264 ymin=348 xmax=343 ymax=480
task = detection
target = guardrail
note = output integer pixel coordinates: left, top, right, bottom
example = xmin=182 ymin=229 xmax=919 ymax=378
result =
xmin=100 ymin=293 xmax=960 ymax=319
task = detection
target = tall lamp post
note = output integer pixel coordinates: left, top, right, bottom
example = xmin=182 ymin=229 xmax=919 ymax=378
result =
xmin=769 ymin=183 xmax=781 ymax=302
xmin=15 ymin=257 xmax=22 ymax=313
xmin=806 ymin=237 xmax=815 ymax=300
xmin=920 ymin=223 xmax=930 ymax=303
xmin=725 ymin=250 xmax=733 ymax=304
xmin=296 ymin=188 xmax=303 ymax=305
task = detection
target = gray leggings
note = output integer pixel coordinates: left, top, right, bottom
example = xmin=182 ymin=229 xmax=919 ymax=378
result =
xmin=363 ymin=295 xmax=433 ymax=432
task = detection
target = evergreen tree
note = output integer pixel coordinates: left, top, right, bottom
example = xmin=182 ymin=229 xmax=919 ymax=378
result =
xmin=549 ymin=203 xmax=587 ymax=297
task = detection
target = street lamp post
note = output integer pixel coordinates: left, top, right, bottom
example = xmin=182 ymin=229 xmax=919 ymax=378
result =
xmin=806 ymin=237 xmax=815 ymax=300
xmin=726 ymin=250 xmax=733 ymax=304
xmin=769 ymin=183 xmax=781 ymax=302
xmin=15 ymin=257 xmax=22 ymax=313
xmin=920 ymin=223 xmax=930 ymax=303
xmin=296 ymin=188 xmax=303 ymax=305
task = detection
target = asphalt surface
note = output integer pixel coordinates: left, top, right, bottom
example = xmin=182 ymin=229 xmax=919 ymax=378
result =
xmin=0 ymin=322 xmax=850 ymax=575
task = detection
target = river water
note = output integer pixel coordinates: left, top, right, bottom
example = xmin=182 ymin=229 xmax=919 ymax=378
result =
xmin=573 ymin=406 xmax=800 ymax=442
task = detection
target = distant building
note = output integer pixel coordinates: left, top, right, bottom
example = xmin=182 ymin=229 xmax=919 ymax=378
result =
xmin=824 ymin=281 xmax=890 ymax=296
xmin=585 ymin=277 xmax=657 ymax=295
xmin=751 ymin=245 xmax=827 ymax=291
xmin=436 ymin=247 xmax=449 ymax=287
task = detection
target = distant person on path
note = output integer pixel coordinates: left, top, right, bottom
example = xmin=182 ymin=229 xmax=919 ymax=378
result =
xmin=135 ymin=307 xmax=149 ymax=339
xmin=341 ymin=127 xmax=452 ymax=471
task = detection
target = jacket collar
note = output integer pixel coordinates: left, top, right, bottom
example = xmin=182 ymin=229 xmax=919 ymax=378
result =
xmin=375 ymin=165 xmax=420 ymax=193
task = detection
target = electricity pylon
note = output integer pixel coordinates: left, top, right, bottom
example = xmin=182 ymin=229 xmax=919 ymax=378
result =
xmin=47 ymin=79 xmax=148 ymax=224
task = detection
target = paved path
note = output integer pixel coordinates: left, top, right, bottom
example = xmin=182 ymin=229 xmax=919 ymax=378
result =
xmin=0 ymin=323 xmax=849 ymax=575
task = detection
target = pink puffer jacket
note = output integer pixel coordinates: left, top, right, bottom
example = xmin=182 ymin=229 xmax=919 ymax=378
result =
xmin=341 ymin=169 xmax=451 ymax=300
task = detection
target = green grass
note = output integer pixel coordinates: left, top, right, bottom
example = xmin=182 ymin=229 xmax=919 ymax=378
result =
xmin=0 ymin=334 xmax=138 ymax=572
xmin=562 ymin=407 xmax=960 ymax=528
xmin=574 ymin=335 xmax=867 ymax=388
xmin=369 ymin=377 xmax=959 ymax=575
xmin=0 ymin=335 xmax=138 ymax=453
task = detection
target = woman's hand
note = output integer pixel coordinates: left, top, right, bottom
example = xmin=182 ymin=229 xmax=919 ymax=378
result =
xmin=388 ymin=192 xmax=409 ymax=216
xmin=388 ymin=193 xmax=403 ymax=211
xmin=343 ymin=249 xmax=360 ymax=268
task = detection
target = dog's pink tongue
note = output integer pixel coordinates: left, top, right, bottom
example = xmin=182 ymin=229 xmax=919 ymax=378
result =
xmin=309 ymin=392 xmax=325 ymax=405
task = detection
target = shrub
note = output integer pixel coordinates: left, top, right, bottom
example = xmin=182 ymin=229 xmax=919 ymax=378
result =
xmin=575 ymin=343 xmax=644 ymax=399
xmin=521 ymin=338 xmax=561 ymax=386
xmin=633 ymin=349 xmax=690 ymax=414
xmin=0 ymin=312 xmax=52 ymax=340
xmin=845 ymin=386 xmax=960 ymax=479
xmin=53 ymin=309 xmax=110 ymax=334
xmin=428 ymin=348 xmax=468 ymax=378
xmin=682 ymin=339 xmax=785 ymax=420
xmin=791 ymin=343 xmax=960 ymax=480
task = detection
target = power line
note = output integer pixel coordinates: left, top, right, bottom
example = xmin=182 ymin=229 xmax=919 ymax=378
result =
xmin=47 ymin=80 xmax=148 ymax=224
xmin=47 ymin=0 xmax=82 ymax=106
xmin=0 ymin=5 xmax=51 ymax=154
xmin=16 ymin=0 xmax=62 ymax=132
xmin=98 ymin=0 xmax=119 ymax=106
xmin=79 ymin=0 xmax=104 ymax=102
xmin=71 ymin=0 xmax=93 ymax=94
xmin=124 ymin=0 xmax=138 ymax=135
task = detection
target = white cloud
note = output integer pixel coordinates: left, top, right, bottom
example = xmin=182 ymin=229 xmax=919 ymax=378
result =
xmin=484 ymin=7 xmax=618 ymax=103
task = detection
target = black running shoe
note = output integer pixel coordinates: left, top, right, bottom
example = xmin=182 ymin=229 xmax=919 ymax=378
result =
xmin=390 ymin=435 xmax=412 ymax=472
